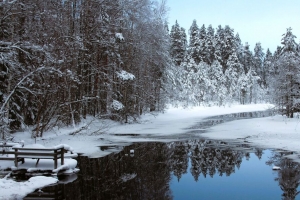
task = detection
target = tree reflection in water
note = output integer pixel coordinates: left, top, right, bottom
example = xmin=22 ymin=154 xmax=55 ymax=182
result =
xmin=25 ymin=139 xmax=300 ymax=200
xmin=267 ymin=152 xmax=300 ymax=200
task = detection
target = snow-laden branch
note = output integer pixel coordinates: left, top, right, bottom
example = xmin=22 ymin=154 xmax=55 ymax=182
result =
xmin=0 ymin=67 xmax=62 ymax=114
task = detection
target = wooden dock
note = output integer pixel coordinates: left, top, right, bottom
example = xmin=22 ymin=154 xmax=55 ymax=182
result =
xmin=1 ymin=143 xmax=76 ymax=169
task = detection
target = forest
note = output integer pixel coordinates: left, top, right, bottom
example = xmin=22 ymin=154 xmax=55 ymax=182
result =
xmin=1 ymin=0 xmax=300 ymax=139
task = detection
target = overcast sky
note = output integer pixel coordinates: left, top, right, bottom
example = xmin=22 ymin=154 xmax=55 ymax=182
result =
xmin=166 ymin=0 xmax=300 ymax=53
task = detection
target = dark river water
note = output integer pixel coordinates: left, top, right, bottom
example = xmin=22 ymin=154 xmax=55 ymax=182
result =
xmin=24 ymin=110 xmax=300 ymax=200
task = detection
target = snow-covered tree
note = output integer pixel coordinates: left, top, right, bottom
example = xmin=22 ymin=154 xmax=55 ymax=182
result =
xmin=170 ymin=21 xmax=187 ymax=66
xmin=242 ymin=42 xmax=254 ymax=74
xmin=214 ymin=25 xmax=225 ymax=69
xmin=188 ymin=20 xmax=201 ymax=64
xmin=271 ymin=28 xmax=300 ymax=117
xmin=208 ymin=60 xmax=227 ymax=105
xmin=263 ymin=48 xmax=273 ymax=86
xmin=253 ymin=42 xmax=265 ymax=85
xmin=224 ymin=52 xmax=245 ymax=100
xmin=204 ymin=25 xmax=215 ymax=65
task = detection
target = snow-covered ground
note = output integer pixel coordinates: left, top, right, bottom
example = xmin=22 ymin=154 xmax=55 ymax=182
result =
xmin=6 ymin=103 xmax=273 ymax=157
xmin=202 ymin=114 xmax=300 ymax=162
xmin=0 ymin=176 xmax=58 ymax=200
xmin=4 ymin=102 xmax=300 ymax=199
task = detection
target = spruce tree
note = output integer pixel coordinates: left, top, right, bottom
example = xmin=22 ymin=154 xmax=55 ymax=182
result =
xmin=263 ymin=48 xmax=273 ymax=86
xmin=170 ymin=20 xmax=187 ymax=66
xmin=253 ymin=42 xmax=265 ymax=85
xmin=271 ymin=28 xmax=300 ymax=117
xmin=224 ymin=52 xmax=244 ymax=100
xmin=188 ymin=20 xmax=201 ymax=64
xmin=204 ymin=25 xmax=215 ymax=65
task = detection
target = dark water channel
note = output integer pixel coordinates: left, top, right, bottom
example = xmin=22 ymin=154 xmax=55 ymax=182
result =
xmin=24 ymin=110 xmax=300 ymax=200
xmin=186 ymin=110 xmax=274 ymax=134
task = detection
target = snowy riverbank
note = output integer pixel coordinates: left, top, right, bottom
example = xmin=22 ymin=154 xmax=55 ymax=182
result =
xmin=10 ymin=103 xmax=274 ymax=157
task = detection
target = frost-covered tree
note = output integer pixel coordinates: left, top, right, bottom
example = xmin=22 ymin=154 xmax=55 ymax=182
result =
xmin=170 ymin=20 xmax=187 ymax=66
xmin=224 ymin=52 xmax=245 ymax=100
xmin=253 ymin=42 xmax=265 ymax=85
xmin=235 ymin=33 xmax=244 ymax=63
xmin=188 ymin=20 xmax=201 ymax=64
xmin=271 ymin=28 xmax=300 ymax=117
xmin=198 ymin=24 xmax=207 ymax=63
xmin=214 ymin=25 xmax=225 ymax=69
xmin=208 ymin=60 xmax=227 ymax=105
xmin=263 ymin=48 xmax=273 ymax=86
xmin=222 ymin=25 xmax=236 ymax=71
xmin=204 ymin=25 xmax=215 ymax=65
xmin=242 ymin=42 xmax=254 ymax=74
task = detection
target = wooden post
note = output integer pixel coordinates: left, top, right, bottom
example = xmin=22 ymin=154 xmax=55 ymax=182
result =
xmin=14 ymin=148 xmax=18 ymax=167
xmin=61 ymin=148 xmax=64 ymax=165
xmin=54 ymin=149 xmax=57 ymax=169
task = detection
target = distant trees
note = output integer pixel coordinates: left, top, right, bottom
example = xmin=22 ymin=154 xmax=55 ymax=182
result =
xmin=167 ymin=21 xmax=263 ymax=106
xmin=167 ymin=20 xmax=300 ymax=115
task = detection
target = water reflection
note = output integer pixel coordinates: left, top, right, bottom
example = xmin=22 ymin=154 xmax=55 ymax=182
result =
xmin=25 ymin=140 xmax=300 ymax=200
xmin=267 ymin=152 xmax=300 ymax=200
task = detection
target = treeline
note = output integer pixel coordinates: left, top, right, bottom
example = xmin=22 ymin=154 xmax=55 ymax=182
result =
xmin=0 ymin=0 xmax=170 ymax=138
xmin=167 ymin=20 xmax=300 ymax=112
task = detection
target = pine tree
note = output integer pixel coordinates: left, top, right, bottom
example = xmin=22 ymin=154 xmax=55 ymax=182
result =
xmin=263 ymin=48 xmax=273 ymax=86
xmin=204 ymin=25 xmax=215 ymax=65
xmin=188 ymin=20 xmax=201 ymax=64
xmin=214 ymin=25 xmax=225 ymax=69
xmin=271 ymin=28 xmax=300 ymax=117
xmin=253 ymin=42 xmax=265 ymax=85
xmin=224 ymin=52 xmax=244 ymax=100
xmin=242 ymin=42 xmax=254 ymax=73
xmin=198 ymin=24 xmax=207 ymax=63
xmin=222 ymin=25 xmax=236 ymax=71
xmin=208 ymin=60 xmax=227 ymax=105
xmin=170 ymin=20 xmax=187 ymax=66
xmin=235 ymin=33 xmax=244 ymax=63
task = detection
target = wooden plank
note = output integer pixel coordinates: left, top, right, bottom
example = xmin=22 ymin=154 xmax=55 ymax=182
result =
xmin=0 ymin=157 xmax=15 ymax=160
xmin=54 ymin=150 xmax=57 ymax=169
xmin=12 ymin=147 xmax=59 ymax=151
xmin=1 ymin=151 xmax=15 ymax=155
xmin=0 ymin=145 xmax=16 ymax=148
xmin=17 ymin=155 xmax=61 ymax=159
xmin=15 ymin=149 xmax=18 ymax=167
xmin=15 ymin=152 xmax=58 ymax=156
xmin=60 ymin=148 xmax=64 ymax=165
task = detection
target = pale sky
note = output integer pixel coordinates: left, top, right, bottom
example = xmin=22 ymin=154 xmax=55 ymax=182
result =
xmin=167 ymin=0 xmax=300 ymax=53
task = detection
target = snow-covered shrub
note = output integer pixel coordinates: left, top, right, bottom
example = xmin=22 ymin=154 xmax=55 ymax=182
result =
xmin=111 ymin=100 xmax=124 ymax=111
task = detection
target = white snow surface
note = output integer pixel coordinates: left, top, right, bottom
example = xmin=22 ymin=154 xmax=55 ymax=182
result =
xmin=0 ymin=176 xmax=58 ymax=200
xmin=202 ymin=114 xmax=300 ymax=157
xmin=111 ymin=99 xmax=124 ymax=111
xmin=116 ymin=70 xmax=135 ymax=80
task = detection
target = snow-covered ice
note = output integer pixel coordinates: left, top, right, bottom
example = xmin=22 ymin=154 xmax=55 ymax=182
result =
xmin=202 ymin=114 xmax=300 ymax=160
xmin=0 ymin=176 xmax=58 ymax=200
